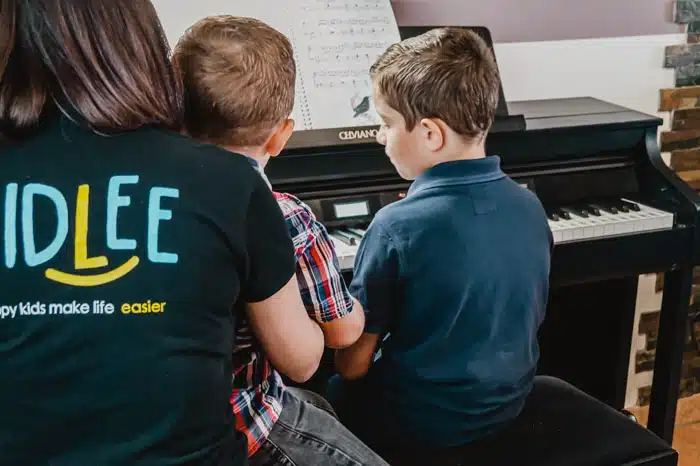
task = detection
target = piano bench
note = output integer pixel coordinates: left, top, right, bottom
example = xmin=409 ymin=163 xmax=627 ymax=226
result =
xmin=381 ymin=376 xmax=677 ymax=466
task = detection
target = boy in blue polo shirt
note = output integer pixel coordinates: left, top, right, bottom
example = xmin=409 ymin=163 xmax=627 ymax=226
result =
xmin=328 ymin=27 xmax=553 ymax=455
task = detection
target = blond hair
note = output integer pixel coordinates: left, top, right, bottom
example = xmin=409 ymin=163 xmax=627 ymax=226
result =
xmin=370 ymin=27 xmax=499 ymax=140
xmin=172 ymin=16 xmax=296 ymax=146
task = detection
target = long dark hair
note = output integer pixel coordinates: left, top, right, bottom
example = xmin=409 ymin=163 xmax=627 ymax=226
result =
xmin=0 ymin=0 xmax=183 ymax=141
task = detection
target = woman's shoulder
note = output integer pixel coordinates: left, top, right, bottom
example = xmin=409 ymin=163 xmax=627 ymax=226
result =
xmin=135 ymin=127 xmax=260 ymax=182
xmin=146 ymin=128 xmax=248 ymax=164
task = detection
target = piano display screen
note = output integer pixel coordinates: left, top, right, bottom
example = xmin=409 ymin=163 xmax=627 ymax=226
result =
xmin=334 ymin=201 xmax=370 ymax=219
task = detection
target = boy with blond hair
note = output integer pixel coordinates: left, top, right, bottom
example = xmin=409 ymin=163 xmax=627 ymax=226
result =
xmin=172 ymin=16 xmax=388 ymax=466
xmin=329 ymin=27 xmax=553 ymax=456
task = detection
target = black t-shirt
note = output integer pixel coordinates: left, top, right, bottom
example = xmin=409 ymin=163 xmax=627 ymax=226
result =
xmin=0 ymin=117 xmax=295 ymax=465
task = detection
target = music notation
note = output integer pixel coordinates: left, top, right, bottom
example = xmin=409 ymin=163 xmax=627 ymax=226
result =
xmin=301 ymin=0 xmax=390 ymax=12
xmin=291 ymin=0 xmax=401 ymax=129
xmin=314 ymin=17 xmax=392 ymax=26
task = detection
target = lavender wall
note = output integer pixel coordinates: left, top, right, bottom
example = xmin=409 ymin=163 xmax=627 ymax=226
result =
xmin=391 ymin=0 xmax=682 ymax=43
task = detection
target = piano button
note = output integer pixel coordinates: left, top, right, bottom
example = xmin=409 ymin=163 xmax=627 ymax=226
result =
xmin=547 ymin=211 xmax=560 ymax=221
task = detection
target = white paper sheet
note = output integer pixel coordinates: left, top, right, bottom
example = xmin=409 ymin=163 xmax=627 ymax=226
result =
xmin=153 ymin=0 xmax=401 ymax=131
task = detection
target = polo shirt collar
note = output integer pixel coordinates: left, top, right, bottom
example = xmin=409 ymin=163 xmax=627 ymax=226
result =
xmin=408 ymin=155 xmax=505 ymax=196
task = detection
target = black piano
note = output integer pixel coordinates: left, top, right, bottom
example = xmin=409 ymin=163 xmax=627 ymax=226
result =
xmin=267 ymin=26 xmax=700 ymax=444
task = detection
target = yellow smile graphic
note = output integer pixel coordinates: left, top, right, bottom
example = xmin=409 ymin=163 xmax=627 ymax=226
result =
xmin=45 ymin=256 xmax=140 ymax=287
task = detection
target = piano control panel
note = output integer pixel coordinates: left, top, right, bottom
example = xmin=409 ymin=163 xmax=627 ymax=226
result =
xmin=305 ymin=190 xmax=408 ymax=228
xmin=302 ymin=190 xmax=407 ymax=271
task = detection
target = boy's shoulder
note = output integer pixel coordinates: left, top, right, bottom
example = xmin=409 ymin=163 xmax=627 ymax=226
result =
xmin=272 ymin=191 xmax=326 ymax=254
xmin=273 ymin=192 xmax=316 ymax=222
xmin=363 ymin=198 xmax=416 ymax=246
xmin=372 ymin=191 xmax=437 ymax=231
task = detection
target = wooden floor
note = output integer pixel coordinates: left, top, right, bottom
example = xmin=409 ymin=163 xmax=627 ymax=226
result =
xmin=629 ymin=394 xmax=700 ymax=466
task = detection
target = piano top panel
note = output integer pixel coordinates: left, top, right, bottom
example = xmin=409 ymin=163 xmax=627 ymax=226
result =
xmin=509 ymin=97 xmax=632 ymax=119
xmin=507 ymin=97 xmax=662 ymax=132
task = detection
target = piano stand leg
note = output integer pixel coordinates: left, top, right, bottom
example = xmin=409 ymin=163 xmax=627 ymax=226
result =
xmin=647 ymin=266 xmax=693 ymax=444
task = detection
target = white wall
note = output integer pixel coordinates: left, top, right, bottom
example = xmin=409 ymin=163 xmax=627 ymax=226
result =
xmin=495 ymin=33 xmax=684 ymax=131
xmin=390 ymin=0 xmax=681 ymax=43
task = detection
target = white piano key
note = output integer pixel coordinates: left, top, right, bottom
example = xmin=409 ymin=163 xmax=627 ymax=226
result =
xmin=347 ymin=228 xmax=366 ymax=238
xmin=331 ymin=230 xmax=358 ymax=246
xmin=330 ymin=236 xmax=359 ymax=270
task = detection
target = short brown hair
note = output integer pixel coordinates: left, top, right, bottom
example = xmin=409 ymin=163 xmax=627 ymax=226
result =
xmin=172 ymin=16 xmax=296 ymax=147
xmin=0 ymin=0 xmax=183 ymax=141
xmin=370 ymin=27 xmax=500 ymax=140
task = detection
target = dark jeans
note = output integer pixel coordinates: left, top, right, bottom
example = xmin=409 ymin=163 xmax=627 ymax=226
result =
xmin=325 ymin=374 xmax=391 ymax=456
xmin=249 ymin=387 xmax=389 ymax=466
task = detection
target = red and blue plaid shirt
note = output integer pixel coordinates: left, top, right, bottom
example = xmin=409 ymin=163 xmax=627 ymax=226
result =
xmin=231 ymin=164 xmax=354 ymax=456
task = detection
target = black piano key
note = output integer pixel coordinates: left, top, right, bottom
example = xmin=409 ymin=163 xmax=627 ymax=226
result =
xmin=557 ymin=209 xmax=571 ymax=220
xmin=620 ymin=199 xmax=641 ymax=212
xmin=607 ymin=199 xmax=629 ymax=213
xmin=591 ymin=203 xmax=618 ymax=214
xmin=561 ymin=206 xmax=588 ymax=218
xmin=547 ymin=211 xmax=560 ymax=221
xmin=581 ymin=204 xmax=601 ymax=216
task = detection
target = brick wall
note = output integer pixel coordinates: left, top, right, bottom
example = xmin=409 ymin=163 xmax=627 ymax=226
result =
xmin=636 ymin=273 xmax=700 ymax=405
xmin=663 ymin=1 xmax=700 ymax=187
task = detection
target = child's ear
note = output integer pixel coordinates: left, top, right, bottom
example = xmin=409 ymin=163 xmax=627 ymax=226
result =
xmin=419 ymin=117 xmax=446 ymax=152
xmin=265 ymin=119 xmax=295 ymax=157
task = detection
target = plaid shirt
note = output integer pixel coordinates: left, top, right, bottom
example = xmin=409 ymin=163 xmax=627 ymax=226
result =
xmin=231 ymin=159 xmax=354 ymax=456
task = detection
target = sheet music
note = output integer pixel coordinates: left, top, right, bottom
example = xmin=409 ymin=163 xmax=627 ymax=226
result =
xmin=153 ymin=0 xmax=401 ymax=131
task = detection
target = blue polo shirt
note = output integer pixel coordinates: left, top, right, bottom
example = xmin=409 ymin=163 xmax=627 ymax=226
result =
xmin=349 ymin=155 xmax=552 ymax=448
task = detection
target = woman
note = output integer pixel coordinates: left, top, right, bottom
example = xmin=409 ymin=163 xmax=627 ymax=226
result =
xmin=0 ymin=1 xmax=323 ymax=464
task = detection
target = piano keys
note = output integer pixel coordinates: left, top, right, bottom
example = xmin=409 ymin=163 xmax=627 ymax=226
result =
xmin=546 ymin=199 xmax=675 ymax=244
xmin=327 ymin=198 xmax=677 ymax=271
